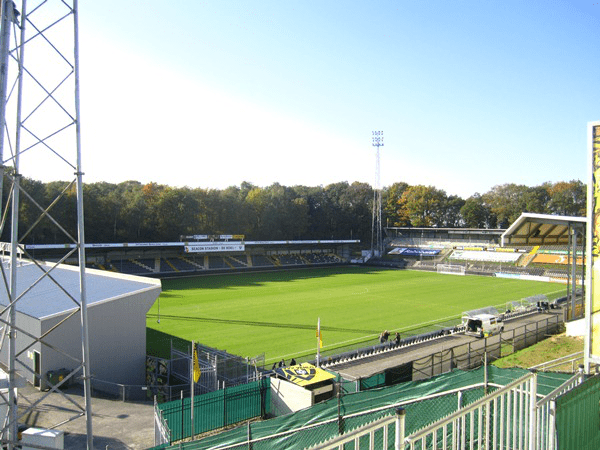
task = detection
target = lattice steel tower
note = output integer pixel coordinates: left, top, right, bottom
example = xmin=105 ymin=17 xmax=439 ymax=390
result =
xmin=371 ymin=131 xmax=384 ymax=257
xmin=0 ymin=1 xmax=92 ymax=448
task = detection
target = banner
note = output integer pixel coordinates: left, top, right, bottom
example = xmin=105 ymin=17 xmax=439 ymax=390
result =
xmin=275 ymin=363 xmax=336 ymax=387
xmin=588 ymin=121 xmax=600 ymax=362
xmin=533 ymin=254 xmax=585 ymax=265
xmin=388 ymin=247 xmax=440 ymax=256
xmin=184 ymin=243 xmax=245 ymax=253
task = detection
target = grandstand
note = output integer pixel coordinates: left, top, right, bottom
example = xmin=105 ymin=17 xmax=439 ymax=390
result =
xmin=383 ymin=226 xmax=583 ymax=285
xmin=25 ymin=239 xmax=357 ymax=277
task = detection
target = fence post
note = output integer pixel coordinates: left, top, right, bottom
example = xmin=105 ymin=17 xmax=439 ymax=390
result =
xmin=180 ymin=390 xmax=184 ymax=441
xmin=247 ymin=421 xmax=252 ymax=450
xmin=337 ymin=382 xmax=344 ymax=435
xmin=484 ymin=352 xmax=488 ymax=395
xmin=578 ymin=364 xmax=585 ymax=381
xmin=515 ymin=327 xmax=518 ymax=353
xmin=431 ymin=354 xmax=434 ymax=378
xmin=223 ymin=386 xmax=228 ymax=428
xmin=395 ymin=408 xmax=406 ymax=450
xmin=548 ymin=398 xmax=557 ymax=450
xmin=468 ymin=342 xmax=471 ymax=368
xmin=528 ymin=371 xmax=537 ymax=450
xmin=260 ymin=378 xmax=267 ymax=419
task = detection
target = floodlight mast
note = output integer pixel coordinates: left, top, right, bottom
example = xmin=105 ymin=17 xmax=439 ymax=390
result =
xmin=371 ymin=131 xmax=384 ymax=257
xmin=1 ymin=2 xmax=20 ymax=445
xmin=0 ymin=1 xmax=93 ymax=448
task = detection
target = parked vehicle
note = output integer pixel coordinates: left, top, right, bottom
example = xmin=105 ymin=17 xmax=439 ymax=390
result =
xmin=463 ymin=313 xmax=504 ymax=338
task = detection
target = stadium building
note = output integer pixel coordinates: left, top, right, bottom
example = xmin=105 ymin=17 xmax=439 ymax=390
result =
xmin=0 ymin=260 xmax=161 ymax=390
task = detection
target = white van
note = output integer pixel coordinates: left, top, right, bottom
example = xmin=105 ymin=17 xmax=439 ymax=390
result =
xmin=463 ymin=313 xmax=504 ymax=338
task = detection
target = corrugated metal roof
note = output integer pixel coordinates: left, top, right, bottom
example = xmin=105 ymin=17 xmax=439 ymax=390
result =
xmin=501 ymin=213 xmax=587 ymax=247
xmin=0 ymin=260 xmax=161 ymax=320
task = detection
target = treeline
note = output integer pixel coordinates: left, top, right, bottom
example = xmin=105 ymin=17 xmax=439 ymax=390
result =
xmin=12 ymin=178 xmax=586 ymax=245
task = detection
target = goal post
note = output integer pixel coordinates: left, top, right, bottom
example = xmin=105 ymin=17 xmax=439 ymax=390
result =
xmin=436 ymin=263 xmax=466 ymax=276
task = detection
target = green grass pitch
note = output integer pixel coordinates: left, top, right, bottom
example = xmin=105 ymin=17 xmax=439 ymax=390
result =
xmin=146 ymin=266 xmax=564 ymax=364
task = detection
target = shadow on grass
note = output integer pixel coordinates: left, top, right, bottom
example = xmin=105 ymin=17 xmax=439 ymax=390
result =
xmin=159 ymin=265 xmax=395 ymax=292
xmin=147 ymin=328 xmax=191 ymax=359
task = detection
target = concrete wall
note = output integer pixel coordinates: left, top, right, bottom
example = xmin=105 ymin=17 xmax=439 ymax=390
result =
xmin=0 ymin=313 xmax=41 ymax=386
xmin=37 ymin=285 xmax=160 ymax=389
xmin=270 ymin=378 xmax=313 ymax=416
xmin=566 ymin=318 xmax=585 ymax=337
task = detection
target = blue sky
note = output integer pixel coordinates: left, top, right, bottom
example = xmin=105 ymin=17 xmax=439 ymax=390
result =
xmin=70 ymin=0 xmax=600 ymax=198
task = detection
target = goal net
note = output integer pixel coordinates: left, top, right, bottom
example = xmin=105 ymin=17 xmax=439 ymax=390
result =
xmin=437 ymin=263 xmax=466 ymax=276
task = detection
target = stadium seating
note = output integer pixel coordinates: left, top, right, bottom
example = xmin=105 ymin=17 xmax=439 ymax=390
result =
xmin=224 ymin=255 xmax=247 ymax=268
xmin=112 ymin=259 xmax=153 ymax=275
xmin=95 ymin=250 xmax=346 ymax=276
xmin=207 ymin=255 xmax=228 ymax=269
xmin=251 ymin=255 xmax=276 ymax=267
xmin=164 ymin=257 xmax=196 ymax=272
xmin=159 ymin=259 xmax=177 ymax=272
xmin=278 ymin=254 xmax=304 ymax=265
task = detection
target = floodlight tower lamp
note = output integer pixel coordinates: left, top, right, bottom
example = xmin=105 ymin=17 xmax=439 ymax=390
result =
xmin=371 ymin=131 xmax=384 ymax=257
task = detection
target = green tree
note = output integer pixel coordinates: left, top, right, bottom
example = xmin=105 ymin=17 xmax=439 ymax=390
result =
xmin=383 ymin=182 xmax=410 ymax=227
xmin=547 ymin=180 xmax=586 ymax=216
xmin=460 ymin=194 xmax=495 ymax=228
xmin=400 ymin=185 xmax=446 ymax=227
xmin=482 ymin=184 xmax=530 ymax=227
xmin=439 ymin=195 xmax=465 ymax=227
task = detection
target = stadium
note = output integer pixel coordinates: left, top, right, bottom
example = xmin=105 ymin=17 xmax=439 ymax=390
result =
xmin=21 ymin=217 xmax=589 ymax=448
xmin=0 ymin=3 xmax=597 ymax=450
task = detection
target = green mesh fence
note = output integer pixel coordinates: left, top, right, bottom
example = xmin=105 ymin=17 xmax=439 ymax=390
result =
xmin=153 ymin=367 xmax=572 ymax=449
xmin=556 ymin=374 xmax=600 ymax=450
xmin=156 ymin=378 xmax=270 ymax=442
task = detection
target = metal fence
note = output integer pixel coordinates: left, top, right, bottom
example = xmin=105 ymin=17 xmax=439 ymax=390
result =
xmin=335 ymin=313 xmax=562 ymax=390
xmin=150 ymin=367 xmax=574 ymax=449
xmin=311 ymin=371 xmax=587 ymax=450
xmin=184 ymin=383 xmax=489 ymax=449
xmin=89 ymin=378 xmax=187 ymax=402
xmin=555 ymin=373 xmax=600 ymax=450
xmin=154 ymin=377 xmax=271 ymax=445
xmin=171 ymin=344 xmax=265 ymax=395
xmin=537 ymin=369 xmax=585 ymax=450
xmin=411 ymin=314 xmax=561 ymax=380
xmin=405 ymin=372 xmax=539 ymax=450
xmin=154 ymin=396 xmax=171 ymax=447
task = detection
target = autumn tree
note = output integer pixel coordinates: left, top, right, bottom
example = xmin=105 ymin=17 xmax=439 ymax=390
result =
xmin=547 ymin=180 xmax=586 ymax=216
xmin=383 ymin=182 xmax=410 ymax=227
xmin=399 ymin=185 xmax=446 ymax=227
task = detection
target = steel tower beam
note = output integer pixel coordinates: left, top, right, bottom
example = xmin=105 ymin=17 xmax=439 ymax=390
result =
xmin=0 ymin=1 xmax=92 ymax=448
xmin=371 ymin=131 xmax=384 ymax=257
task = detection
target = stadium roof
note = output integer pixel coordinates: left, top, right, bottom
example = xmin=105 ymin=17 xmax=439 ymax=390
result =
xmin=501 ymin=213 xmax=588 ymax=247
xmin=0 ymin=259 xmax=161 ymax=320
xmin=24 ymin=239 xmax=360 ymax=250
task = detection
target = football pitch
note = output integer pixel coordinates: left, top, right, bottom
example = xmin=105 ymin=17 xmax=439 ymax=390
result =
xmin=146 ymin=266 xmax=564 ymax=364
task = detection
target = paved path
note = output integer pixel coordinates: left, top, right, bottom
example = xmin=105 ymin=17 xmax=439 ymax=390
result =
xmin=331 ymin=311 xmax=562 ymax=380
xmin=18 ymin=382 xmax=155 ymax=449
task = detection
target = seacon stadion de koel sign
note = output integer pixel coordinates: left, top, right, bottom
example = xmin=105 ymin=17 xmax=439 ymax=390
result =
xmin=184 ymin=242 xmax=245 ymax=253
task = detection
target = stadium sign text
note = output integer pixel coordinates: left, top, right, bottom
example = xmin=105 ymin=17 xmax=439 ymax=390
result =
xmin=184 ymin=243 xmax=245 ymax=253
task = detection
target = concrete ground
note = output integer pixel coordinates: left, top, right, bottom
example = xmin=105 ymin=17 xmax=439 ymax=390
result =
xmin=17 ymin=382 xmax=155 ymax=449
